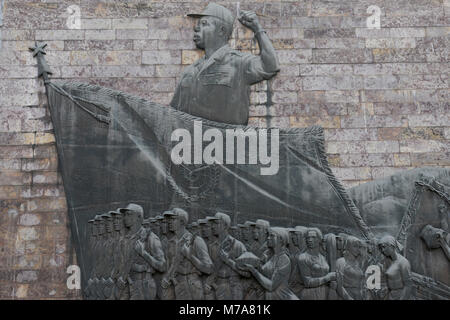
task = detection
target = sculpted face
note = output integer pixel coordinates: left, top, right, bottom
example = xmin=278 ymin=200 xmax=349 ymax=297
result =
xmin=306 ymin=230 xmax=320 ymax=249
xmin=379 ymin=242 xmax=395 ymax=257
xmin=348 ymin=238 xmax=363 ymax=257
xmin=290 ymin=232 xmax=299 ymax=246
xmin=201 ymin=224 xmax=211 ymax=238
xmin=267 ymin=230 xmax=277 ymax=249
xmin=193 ymin=16 xmax=222 ymax=50
xmin=168 ymin=216 xmax=179 ymax=233
xmin=212 ymin=220 xmax=220 ymax=236
xmin=105 ymin=217 xmax=113 ymax=233
xmin=123 ymin=210 xmax=136 ymax=228
xmin=97 ymin=219 xmax=105 ymax=235
xmin=160 ymin=220 xmax=167 ymax=234
xmin=113 ymin=215 xmax=123 ymax=231
xmin=252 ymin=225 xmax=259 ymax=240
xmin=240 ymin=227 xmax=248 ymax=240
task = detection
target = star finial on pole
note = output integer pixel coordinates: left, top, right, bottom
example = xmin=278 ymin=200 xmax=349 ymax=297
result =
xmin=29 ymin=41 xmax=53 ymax=82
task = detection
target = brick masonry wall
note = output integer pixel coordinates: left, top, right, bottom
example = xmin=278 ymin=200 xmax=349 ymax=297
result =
xmin=0 ymin=0 xmax=448 ymax=299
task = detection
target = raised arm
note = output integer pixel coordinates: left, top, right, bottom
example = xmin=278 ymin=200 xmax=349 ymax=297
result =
xmin=238 ymin=10 xmax=280 ymax=74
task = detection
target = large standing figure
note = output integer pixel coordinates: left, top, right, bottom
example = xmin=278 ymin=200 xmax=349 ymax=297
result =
xmin=170 ymin=3 xmax=280 ymax=125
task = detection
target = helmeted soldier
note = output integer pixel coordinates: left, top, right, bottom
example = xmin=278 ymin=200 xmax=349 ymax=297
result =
xmin=162 ymin=208 xmax=213 ymax=300
xmin=171 ymin=3 xmax=280 ymax=125
xmin=212 ymin=212 xmax=249 ymax=300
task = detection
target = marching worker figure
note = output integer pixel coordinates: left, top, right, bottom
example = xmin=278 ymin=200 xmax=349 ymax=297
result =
xmin=171 ymin=3 xmax=280 ymax=125
xmin=162 ymin=208 xmax=213 ymax=299
xmin=212 ymin=212 xmax=249 ymax=299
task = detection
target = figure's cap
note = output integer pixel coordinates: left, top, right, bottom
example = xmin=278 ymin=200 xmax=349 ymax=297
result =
xmin=255 ymin=219 xmax=270 ymax=228
xmin=110 ymin=210 xmax=121 ymax=216
xmin=244 ymin=221 xmax=256 ymax=227
xmin=149 ymin=218 xmax=157 ymax=223
xmin=88 ymin=219 xmax=95 ymax=224
xmin=206 ymin=216 xmax=219 ymax=222
xmin=100 ymin=213 xmax=112 ymax=219
xmin=94 ymin=215 xmax=102 ymax=221
xmin=142 ymin=219 xmax=150 ymax=226
xmin=190 ymin=222 xmax=199 ymax=228
xmin=198 ymin=219 xmax=208 ymax=225
xmin=187 ymin=3 xmax=235 ymax=28
xmin=172 ymin=208 xmax=189 ymax=224
xmin=118 ymin=203 xmax=144 ymax=215
xmin=155 ymin=215 xmax=164 ymax=221
xmin=162 ymin=210 xmax=176 ymax=217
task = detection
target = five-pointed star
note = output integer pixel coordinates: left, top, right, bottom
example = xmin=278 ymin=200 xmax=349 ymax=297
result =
xmin=29 ymin=42 xmax=48 ymax=57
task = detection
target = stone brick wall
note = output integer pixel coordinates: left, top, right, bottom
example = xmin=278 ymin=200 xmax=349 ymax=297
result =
xmin=0 ymin=0 xmax=448 ymax=299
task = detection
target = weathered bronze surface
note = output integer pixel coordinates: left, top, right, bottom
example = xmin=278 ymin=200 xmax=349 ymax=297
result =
xmin=32 ymin=3 xmax=450 ymax=300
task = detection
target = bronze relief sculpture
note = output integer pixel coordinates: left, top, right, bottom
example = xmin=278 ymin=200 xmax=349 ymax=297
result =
xmin=29 ymin=2 xmax=450 ymax=300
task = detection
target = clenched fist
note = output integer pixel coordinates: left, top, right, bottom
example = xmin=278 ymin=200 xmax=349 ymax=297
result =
xmin=238 ymin=10 xmax=263 ymax=33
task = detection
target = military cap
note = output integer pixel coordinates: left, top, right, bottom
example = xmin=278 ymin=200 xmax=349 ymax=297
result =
xmin=187 ymin=3 xmax=235 ymax=29
xmin=118 ymin=203 xmax=144 ymax=215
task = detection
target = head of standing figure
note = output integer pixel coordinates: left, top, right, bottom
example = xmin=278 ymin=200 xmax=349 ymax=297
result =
xmin=305 ymin=227 xmax=323 ymax=251
xmin=88 ymin=219 xmax=96 ymax=238
xmin=102 ymin=212 xmax=114 ymax=235
xmin=198 ymin=218 xmax=210 ymax=239
xmin=119 ymin=203 xmax=144 ymax=234
xmin=336 ymin=233 xmax=349 ymax=254
xmin=254 ymin=219 xmax=270 ymax=243
xmin=111 ymin=211 xmax=123 ymax=235
xmin=378 ymin=235 xmax=401 ymax=259
xmin=149 ymin=218 xmax=158 ymax=235
xmin=244 ymin=221 xmax=255 ymax=242
xmin=294 ymin=226 xmax=307 ymax=252
xmin=190 ymin=222 xmax=199 ymax=236
xmin=238 ymin=224 xmax=247 ymax=241
xmin=345 ymin=236 xmax=364 ymax=259
xmin=230 ymin=226 xmax=239 ymax=239
xmin=167 ymin=208 xmax=189 ymax=235
xmin=158 ymin=215 xmax=167 ymax=235
xmin=268 ymin=227 xmax=289 ymax=253
xmin=188 ymin=3 xmax=235 ymax=52
xmin=213 ymin=212 xmax=231 ymax=239
xmin=95 ymin=214 xmax=105 ymax=236
xmin=288 ymin=228 xmax=299 ymax=250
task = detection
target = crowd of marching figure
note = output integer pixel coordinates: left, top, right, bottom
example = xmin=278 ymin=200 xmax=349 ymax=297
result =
xmin=85 ymin=203 xmax=413 ymax=300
